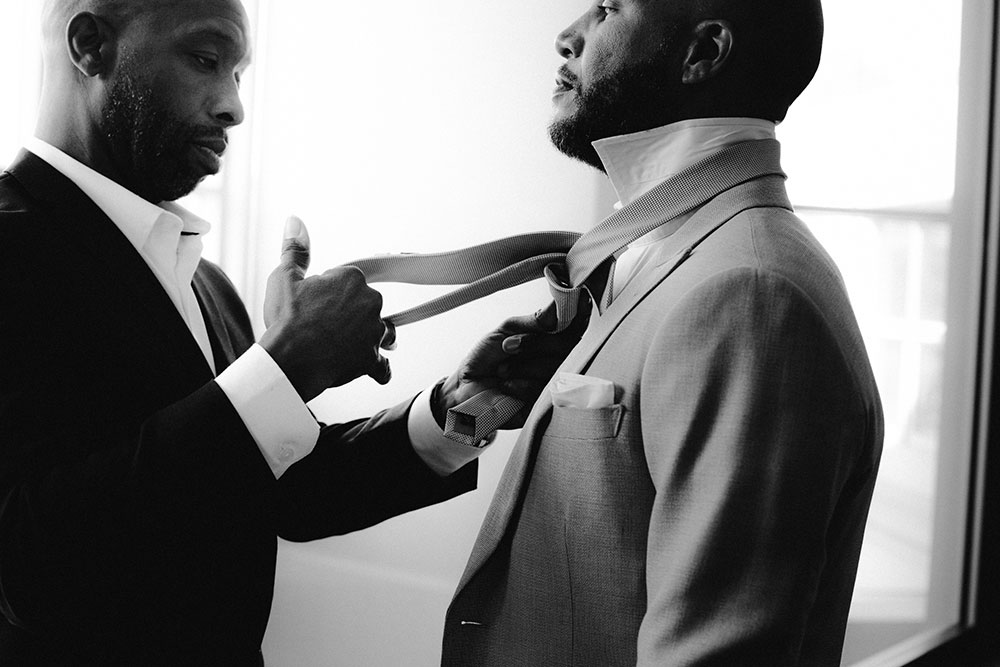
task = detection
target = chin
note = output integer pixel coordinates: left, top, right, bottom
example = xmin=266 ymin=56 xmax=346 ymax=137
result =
xmin=547 ymin=120 xmax=605 ymax=173
xmin=146 ymin=176 xmax=202 ymax=203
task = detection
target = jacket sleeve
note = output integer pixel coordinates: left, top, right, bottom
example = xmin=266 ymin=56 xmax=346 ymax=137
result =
xmin=275 ymin=396 xmax=478 ymax=542
xmin=635 ymin=267 xmax=877 ymax=666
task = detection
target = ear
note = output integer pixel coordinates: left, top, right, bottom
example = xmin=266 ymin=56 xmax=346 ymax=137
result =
xmin=66 ymin=12 xmax=117 ymax=77
xmin=681 ymin=19 xmax=734 ymax=85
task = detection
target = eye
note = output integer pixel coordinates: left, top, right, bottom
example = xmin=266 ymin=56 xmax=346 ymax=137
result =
xmin=599 ymin=2 xmax=617 ymax=15
xmin=191 ymin=53 xmax=219 ymax=70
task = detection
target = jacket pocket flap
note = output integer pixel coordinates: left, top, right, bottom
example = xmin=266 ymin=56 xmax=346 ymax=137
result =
xmin=548 ymin=404 xmax=625 ymax=440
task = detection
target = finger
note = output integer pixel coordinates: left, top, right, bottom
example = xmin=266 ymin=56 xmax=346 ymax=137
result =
xmin=368 ymin=352 xmax=392 ymax=385
xmin=280 ymin=215 xmax=311 ymax=281
xmin=495 ymin=302 xmax=558 ymax=337
xmin=501 ymin=315 xmax=587 ymax=360
xmin=380 ymin=320 xmax=397 ymax=351
xmin=533 ymin=301 xmax=560 ymax=331
xmin=512 ymin=326 xmax=585 ymax=356
xmin=501 ymin=378 xmax=547 ymax=400
xmin=498 ymin=360 xmax=565 ymax=383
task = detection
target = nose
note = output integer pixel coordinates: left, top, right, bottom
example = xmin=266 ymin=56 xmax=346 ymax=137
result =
xmin=212 ymin=76 xmax=245 ymax=127
xmin=555 ymin=15 xmax=585 ymax=59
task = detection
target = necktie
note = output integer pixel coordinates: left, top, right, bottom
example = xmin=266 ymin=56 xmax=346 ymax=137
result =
xmin=345 ymin=139 xmax=783 ymax=444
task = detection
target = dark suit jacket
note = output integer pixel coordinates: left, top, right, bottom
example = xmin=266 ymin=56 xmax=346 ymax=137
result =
xmin=443 ymin=140 xmax=883 ymax=666
xmin=0 ymin=150 xmax=476 ymax=665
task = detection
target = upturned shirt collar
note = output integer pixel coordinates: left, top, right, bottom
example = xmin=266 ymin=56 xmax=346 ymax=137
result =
xmin=592 ymin=117 xmax=777 ymax=209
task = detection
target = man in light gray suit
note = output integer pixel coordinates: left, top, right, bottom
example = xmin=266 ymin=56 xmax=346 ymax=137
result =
xmin=439 ymin=0 xmax=883 ymax=664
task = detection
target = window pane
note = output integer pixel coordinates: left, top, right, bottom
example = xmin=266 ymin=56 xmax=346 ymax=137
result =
xmin=804 ymin=211 xmax=953 ymax=664
xmin=779 ymin=1 xmax=990 ymax=664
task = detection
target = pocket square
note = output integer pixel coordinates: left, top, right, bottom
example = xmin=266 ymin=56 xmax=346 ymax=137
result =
xmin=549 ymin=372 xmax=615 ymax=409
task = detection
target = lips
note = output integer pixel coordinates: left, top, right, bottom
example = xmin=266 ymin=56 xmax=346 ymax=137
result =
xmin=189 ymin=134 xmax=227 ymax=174
xmin=191 ymin=136 xmax=227 ymax=157
xmin=553 ymin=66 xmax=579 ymax=97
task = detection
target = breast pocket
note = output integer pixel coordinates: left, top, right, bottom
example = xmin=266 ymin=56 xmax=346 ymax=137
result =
xmin=534 ymin=403 xmax=633 ymax=507
xmin=546 ymin=404 xmax=625 ymax=441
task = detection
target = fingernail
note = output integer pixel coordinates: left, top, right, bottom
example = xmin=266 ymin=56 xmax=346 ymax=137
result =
xmin=284 ymin=215 xmax=307 ymax=242
xmin=502 ymin=335 xmax=523 ymax=354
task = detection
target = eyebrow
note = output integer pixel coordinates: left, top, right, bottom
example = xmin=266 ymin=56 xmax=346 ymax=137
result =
xmin=179 ymin=23 xmax=253 ymax=66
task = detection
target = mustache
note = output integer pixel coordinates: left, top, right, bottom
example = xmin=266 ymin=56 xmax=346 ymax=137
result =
xmin=557 ymin=65 xmax=580 ymax=88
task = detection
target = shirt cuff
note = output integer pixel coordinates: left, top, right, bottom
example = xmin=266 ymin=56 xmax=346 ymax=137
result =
xmin=408 ymin=381 xmax=494 ymax=477
xmin=215 ymin=343 xmax=320 ymax=479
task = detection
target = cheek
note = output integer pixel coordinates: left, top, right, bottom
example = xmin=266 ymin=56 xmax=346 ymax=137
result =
xmin=147 ymin=68 xmax=206 ymax=121
xmin=580 ymin=27 xmax=638 ymax=89
xmin=581 ymin=43 xmax=614 ymax=89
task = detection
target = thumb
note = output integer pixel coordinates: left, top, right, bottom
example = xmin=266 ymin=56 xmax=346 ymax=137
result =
xmin=532 ymin=301 xmax=560 ymax=332
xmin=280 ymin=215 xmax=311 ymax=280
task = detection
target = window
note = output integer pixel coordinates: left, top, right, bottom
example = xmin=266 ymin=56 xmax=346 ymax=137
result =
xmin=777 ymin=2 xmax=998 ymax=664
xmin=777 ymin=1 xmax=992 ymax=664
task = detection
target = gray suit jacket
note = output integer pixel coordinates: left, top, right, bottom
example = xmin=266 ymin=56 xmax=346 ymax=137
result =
xmin=442 ymin=140 xmax=884 ymax=666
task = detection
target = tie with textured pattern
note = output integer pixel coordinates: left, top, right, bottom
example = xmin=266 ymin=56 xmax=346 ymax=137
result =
xmin=345 ymin=138 xmax=783 ymax=444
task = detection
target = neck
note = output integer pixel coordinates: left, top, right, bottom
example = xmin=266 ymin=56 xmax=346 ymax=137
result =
xmin=36 ymin=100 xmax=149 ymax=202
xmin=35 ymin=75 xmax=124 ymax=185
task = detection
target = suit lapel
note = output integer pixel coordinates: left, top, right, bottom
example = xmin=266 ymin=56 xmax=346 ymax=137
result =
xmin=564 ymin=174 xmax=792 ymax=376
xmin=6 ymin=150 xmax=214 ymax=383
xmin=193 ymin=269 xmax=237 ymax=373
xmin=455 ymin=154 xmax=793 ymax=596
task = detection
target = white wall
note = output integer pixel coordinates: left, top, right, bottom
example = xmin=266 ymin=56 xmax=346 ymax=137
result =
xmin=242 ymin=2 xmax=607 ymax=665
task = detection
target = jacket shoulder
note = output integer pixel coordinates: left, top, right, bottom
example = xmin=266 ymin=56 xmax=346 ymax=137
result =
xmin=0 ymin=170 xmax=36 ymax=215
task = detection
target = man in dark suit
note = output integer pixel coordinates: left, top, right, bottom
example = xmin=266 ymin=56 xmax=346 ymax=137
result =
xmin=0 ymin=0 xmax=578 ymax=663
xmin=441 ymin=0 xmax=884 ymax=665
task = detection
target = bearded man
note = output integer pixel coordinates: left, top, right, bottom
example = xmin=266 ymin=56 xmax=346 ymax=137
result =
xmin=441 ymin=1 xmax=884 ymax=665
xmin=0 ymin=0 xmax=583 ymax=663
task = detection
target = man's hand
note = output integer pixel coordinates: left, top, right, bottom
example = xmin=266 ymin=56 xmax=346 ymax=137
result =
xmin=435 ymin=299 xmax=591 ymax=430
xmin=259 ymin=216 xmax=391 ymax=402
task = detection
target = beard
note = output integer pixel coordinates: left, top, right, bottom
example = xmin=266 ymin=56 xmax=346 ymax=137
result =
xmin=548 ymin=43 xmax=679 ymax=171
xmin=100 ymin=59 xmax=224 ymax=202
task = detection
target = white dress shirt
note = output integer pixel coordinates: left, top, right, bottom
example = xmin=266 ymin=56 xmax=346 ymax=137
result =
xmin=406 ymin=118 xmax=779 ymax=475
xmin=27 ymin=138 xmax=318 ymax=478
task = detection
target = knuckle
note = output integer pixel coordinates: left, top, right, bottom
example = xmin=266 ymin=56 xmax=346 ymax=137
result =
xmin=342 ymin=265 xmax=366 ymax=283
xmin=282 ymin=238 xmax=305 ymax=254
xmin=282 ymin=242 xmax=309 ymax=264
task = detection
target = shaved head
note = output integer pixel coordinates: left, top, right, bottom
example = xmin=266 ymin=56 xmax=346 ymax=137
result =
xmin=42 ymin=0 xmax=143 ymax=44
xmin=708 ymin=0 xmax=824 ymax=121
xmin=40 ymin=0 xmax=165 ymax=75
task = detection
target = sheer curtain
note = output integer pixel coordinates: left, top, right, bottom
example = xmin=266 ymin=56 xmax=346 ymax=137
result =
xmin=0 ymin=2 xmax=42 ymax=167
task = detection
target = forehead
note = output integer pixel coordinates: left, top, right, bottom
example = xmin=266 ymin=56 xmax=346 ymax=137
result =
xmin=133 ymin=0 xmax=252 ymax=64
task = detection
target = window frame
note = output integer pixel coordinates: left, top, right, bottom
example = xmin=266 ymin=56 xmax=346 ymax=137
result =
xmin=905 ymin=5 xmax=1000 ymax=664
